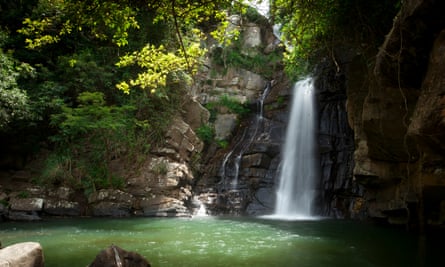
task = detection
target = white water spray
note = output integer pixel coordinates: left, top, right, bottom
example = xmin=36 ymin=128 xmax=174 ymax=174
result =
xmin=195 ymin=202 xmax=208 ymax=217
xmin=273 ymin=77 xmax=318 ymax=219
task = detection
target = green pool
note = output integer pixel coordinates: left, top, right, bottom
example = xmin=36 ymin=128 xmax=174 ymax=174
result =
xmin=0 ymin=216 xmax=440 ymax=267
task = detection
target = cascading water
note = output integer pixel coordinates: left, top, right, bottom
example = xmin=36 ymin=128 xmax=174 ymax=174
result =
xmin=273 ymin=77 xmax=318 ymax=219
xmin=219 ymin=82 xmax=271 ymax=189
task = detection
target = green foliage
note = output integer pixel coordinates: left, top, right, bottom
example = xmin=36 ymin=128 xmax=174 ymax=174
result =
xmin=219 ymin=95 xmax=250 ymax=116
xmin=115 ymin=32 xmax=206 ymax=96
xmin=271 ymin=0 xmax=401 ymax=79
xmin=0 ymin=47 xmax=35 ymax=129
xmin=210 ymin=33 xmax=282 ymax=78
xmin=205 ymin=94 xmax=250 ymax=124
xmin=57 ymin=49 xmax=118 ymax=97
xmin=38 ymin=151 xmax=73 ymax=186
xmin=0 ymin=0 xmax=255 ymax=194
xmin=153 ymin=160 xmax=169 ymax=176
xmin=217 ymin=139 xmax=229 ymax=149
xmin=0 ymin=199 xmax=8 ymax=207
xmin=50 ymin=91 xmax=135 ymax=140
xmin=244 ymin=6 xmax=269 ymax=25
xmin=204 ymin=101 xmax=218 ymax=122
xmin=276 ymin=96 xmax=285 ymax=105
xmin=17 ymin=191 xmax=29 ymax=198
xmin=196 ymin=124 xmax=214 ymax=144
xmin=45 ymin=91 xmax=150 ymax=191
xmin=17 ymin=0 xmax=139 ymax=48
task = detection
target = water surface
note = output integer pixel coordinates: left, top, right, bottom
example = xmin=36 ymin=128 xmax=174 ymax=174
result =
xmin=0 ymin=217 xmax=440 ymax=267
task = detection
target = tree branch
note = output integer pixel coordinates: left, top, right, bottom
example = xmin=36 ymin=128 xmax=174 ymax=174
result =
xmin=171 ymin=0 xmax=191 ymax=71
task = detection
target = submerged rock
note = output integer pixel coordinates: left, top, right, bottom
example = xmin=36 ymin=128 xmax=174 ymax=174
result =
xmin=88 ymin=245 xmax=150 ymax=267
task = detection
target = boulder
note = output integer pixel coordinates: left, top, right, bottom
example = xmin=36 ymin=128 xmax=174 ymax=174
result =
xmin=88 ymin=189 xmax=135 ymax=217
xmin=88 ymin=245 xmax=150 ymax=267
xmin=47 ymin=187 xmax=73 ymax=200
xmin=44 ymin=199 xmax=81 ymax=216
xmin=160 ymin=117 xmax=203 ymax=161
xmin=204 ymin=67 xmax=267 ymax=105
xmin=214 ymin=114 xmax=238 ymax=140
xmin=6 ymin=211 xmax=41 ymax=221
xmin=181 ymin=98 xmax=210 ymax=131
xmin=148 ymin=157 xmax=194 ymax=188
xmin=10 ymin=197 xmax=43 ymax=212
xmin=0 ymin=242 xmax=44 ymax=267
xmin=7 ymin=197 xmax=44 ymax=221
xmin=241 ymin=23 xmax=262 ymax=56
xmin=140 ymin=195 xmax=189 ymax=217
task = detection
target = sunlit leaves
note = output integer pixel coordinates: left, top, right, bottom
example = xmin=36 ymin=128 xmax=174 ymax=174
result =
xmin=115 ymin=32 xmax=206 ymax=95
xmin=150 ymin=0 xmax=229 ymax=26
xmin=18 ymin=0 xmax=139 ymax=49
xmin=210 ymin=19 xmax=241 ymax=47
xmin=19 ymin=18 xmax=60 ymax=49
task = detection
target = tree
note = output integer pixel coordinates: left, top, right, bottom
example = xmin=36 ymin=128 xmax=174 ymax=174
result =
xmin=270 ymin=0 xmax=401 ymax=78
xmin=0 ymin=47 xmax=34 ymax=129
xmin=2 ymin=0 xmax=249 ymax=187
xmin=17 ymin=0 xmax=246 ymax=95
xmin=49 ymin=91 xmax=147 ymax=189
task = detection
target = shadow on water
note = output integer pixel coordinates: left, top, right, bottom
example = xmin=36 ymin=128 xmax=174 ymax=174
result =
xmin=217 ymin=216 xmax=442 ymax=267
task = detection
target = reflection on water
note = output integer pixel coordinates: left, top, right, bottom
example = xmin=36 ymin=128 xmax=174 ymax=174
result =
xmin=0 ymin=217 xmax=441 ymax=267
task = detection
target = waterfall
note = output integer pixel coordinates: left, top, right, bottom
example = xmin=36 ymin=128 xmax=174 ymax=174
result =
xmin=195 ymin=202 xmax=208 ymax=217
xmin=219 ymin=82 xmax=271 ymax=189
xmin=273 ymin=77 xmax=318 ymax=219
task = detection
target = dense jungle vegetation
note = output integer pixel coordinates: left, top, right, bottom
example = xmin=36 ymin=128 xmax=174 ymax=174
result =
xmin=0 ymin=0 xmax=400 ymax=192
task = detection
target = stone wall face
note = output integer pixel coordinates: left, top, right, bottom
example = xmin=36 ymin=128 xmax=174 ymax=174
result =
xmin=347 ymin=0 xmax=445 ymax=228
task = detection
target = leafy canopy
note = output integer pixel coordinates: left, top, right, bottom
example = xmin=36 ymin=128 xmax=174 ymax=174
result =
xmin=271 ymin=0 xmax=401 ymax=78
xmin=18 ymin=0 xmax=139 ymax=48
xmin=116 ymin=29 xmax=206 ymax=96
xmin=17 ymin=0 xmax=248 ymax=95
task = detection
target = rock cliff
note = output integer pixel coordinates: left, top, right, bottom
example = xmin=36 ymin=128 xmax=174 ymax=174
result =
xmin=346 ymin=0 xmax=445 ymax=229
xmin=192 ymin=13 xmax=286 ymax=216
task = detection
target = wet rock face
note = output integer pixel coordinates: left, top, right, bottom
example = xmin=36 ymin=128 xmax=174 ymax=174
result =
xmin=197 ymin=75 xmax=290 ymax=216
xmin=193 ymin=12 xmax=285 ymax=216
xmin=314 ymin=66 xmax=357 ymax=218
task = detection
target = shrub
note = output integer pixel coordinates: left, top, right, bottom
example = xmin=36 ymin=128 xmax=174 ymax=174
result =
xmin=219 ymin=95 xmax=250 ymax=116
xmin=196 ymin=124 xmax=214 ymax=144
